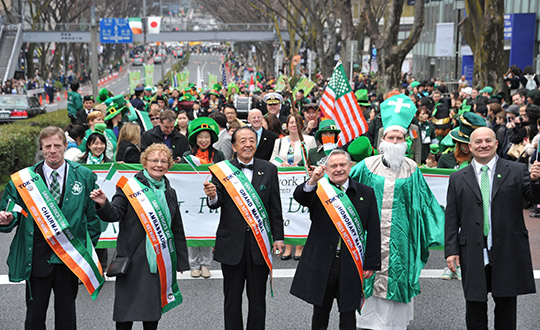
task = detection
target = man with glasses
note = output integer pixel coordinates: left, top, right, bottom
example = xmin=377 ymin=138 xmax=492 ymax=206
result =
xmin=141 ymin=109 xmax=190 ymax=163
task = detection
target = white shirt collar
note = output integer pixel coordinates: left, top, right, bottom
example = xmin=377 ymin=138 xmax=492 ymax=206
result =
xmin=237 ymin=158 xmax=254 ymax=166
xmin=472 ymin=155 xmax=498 ymax=175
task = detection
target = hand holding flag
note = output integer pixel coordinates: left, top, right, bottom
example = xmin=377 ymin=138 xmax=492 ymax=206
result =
xmin=4 ymin=199 xmax=28 ymax=217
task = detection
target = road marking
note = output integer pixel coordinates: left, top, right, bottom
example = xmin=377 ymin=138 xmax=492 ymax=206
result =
xmin=2 ymin=269 xmax=540 ymax=284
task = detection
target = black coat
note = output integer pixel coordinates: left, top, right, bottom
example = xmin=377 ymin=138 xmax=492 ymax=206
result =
xmin=141 ymin=125 xmax=190 ymax=160
xmin=254 ymin=128 xmax=278 ymax=161
xmin=96 ymin=171 xmax=189 ymax=321
xmin=115 ymin=140 xmax=141 ymax=163
xmin=445 ymin=158 xmax=540 ymax=302
xmin=208 ymin=158 xmax=284 ymax=266
xmin=290 ymin=179 xmax=381 ymax=312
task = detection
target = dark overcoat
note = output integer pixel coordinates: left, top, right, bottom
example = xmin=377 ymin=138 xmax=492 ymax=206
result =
xmin=290 ymin=179 xmax=381 ymax=312
xmin=96 ymin=171 xmax=189 ymax=321
xmin=208 ymin=158 xmax=284 ymax=266
xmin=445 ymin=158 xmax=540 ymax=301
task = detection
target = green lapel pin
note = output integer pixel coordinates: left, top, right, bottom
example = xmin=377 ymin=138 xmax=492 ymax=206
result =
xmin=497 ymin=174 xmax=502 ymax=178
xmin=360 ymin=197 xmax=364 ymax=201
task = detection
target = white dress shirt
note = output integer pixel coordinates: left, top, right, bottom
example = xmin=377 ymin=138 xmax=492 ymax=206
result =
xmin=43 ymin=161 xmax=68 ymax=193
xmin=471 ymin=155 xmax=497 ymax=266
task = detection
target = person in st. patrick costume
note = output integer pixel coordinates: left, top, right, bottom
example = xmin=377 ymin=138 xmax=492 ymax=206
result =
xmin=352 ymin=94 xmax=445 ymax=330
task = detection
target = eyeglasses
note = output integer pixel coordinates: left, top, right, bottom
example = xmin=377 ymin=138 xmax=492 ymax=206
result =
xmin=151 ymin=117 xmax=160 ymax=121
xmin=147 ymin=159 xmax=168 ymax=165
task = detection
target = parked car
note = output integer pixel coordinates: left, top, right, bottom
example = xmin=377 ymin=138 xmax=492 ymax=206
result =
xmin=0 ymin=94 xmax=46 ymax=123
xmin=131 ymin=54 xmax=144 ymax=66
xmin=153 ymin=54 xmax=163 ymax=64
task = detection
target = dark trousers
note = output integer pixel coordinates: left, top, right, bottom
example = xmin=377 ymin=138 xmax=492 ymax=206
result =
xmin=465 ymin=265 xmax=517 ymax=330
xmin=221 ymin=234 xmax=269 ymax=330
xmin=25 ymin=264 xmax=79 ymax=330
xmin=116 ymin=321 xmax=158 ymax=330
xmin=312 ymin=254 xmax=356 ymax=330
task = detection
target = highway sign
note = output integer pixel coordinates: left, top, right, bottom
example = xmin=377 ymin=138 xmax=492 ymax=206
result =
xmin=100 ymin=18 xmax=133 ymax=44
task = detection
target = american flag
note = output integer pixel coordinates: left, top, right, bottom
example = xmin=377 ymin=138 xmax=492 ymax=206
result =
xmin=320 ymin=62 xmax=368 ymax=146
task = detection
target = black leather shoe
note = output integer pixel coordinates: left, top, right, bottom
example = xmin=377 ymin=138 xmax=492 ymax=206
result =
xmin=294 ymin=255 xmax=301 ymax=261
xmin=281 ymin=254 xmax=292 ymax=260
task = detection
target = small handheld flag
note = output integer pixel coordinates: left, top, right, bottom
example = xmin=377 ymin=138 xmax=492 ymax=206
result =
xmin=184 ymin=155 xmax=205 ymax=180
xmin=5 ymin=199 xmax=28 ymax=217
xmin=101 ymin=163 xmax=117 ymax=186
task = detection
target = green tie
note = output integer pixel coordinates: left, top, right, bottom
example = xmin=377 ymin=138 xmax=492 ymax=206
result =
xmin=480 ymin=165 xmax=490 ymax=236
xmin=50 ymin=171 xmax=61 ymax=205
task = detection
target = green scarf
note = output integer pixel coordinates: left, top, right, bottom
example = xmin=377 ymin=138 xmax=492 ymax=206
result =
xmin=142 ymin=169 xmax=172 ymax=273
xmin=87 ymin=153 xmax=104 ymax=164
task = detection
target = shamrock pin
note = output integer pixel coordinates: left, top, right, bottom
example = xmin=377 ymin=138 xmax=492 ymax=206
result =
xmin=497 ymin=174 xmax=502 ymax=178
xmin=360 ymin=197 xmax=364 ymax=201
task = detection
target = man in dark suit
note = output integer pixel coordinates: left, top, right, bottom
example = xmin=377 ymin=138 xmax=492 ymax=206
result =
xmin=291 ymin=149 xmax=380 ymax=330
xmin=445 ymin=127 xmax=540 ymax=330
xmin=74 ymin=95 xmax=95 ymax=129
xmin=203 ymin=126 xmax=285 ymax=330
xmin=0 ymin=126 xmax=102 ymax=330
xmin=248 ymin=109 xmax=278 ymax=161
xmin=141 ymin=109 xmax=190 ymax=162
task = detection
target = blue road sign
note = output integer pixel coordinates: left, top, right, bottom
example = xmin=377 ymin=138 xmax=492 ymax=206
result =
xmin=100 ymin=18 xmax=133 ymax=44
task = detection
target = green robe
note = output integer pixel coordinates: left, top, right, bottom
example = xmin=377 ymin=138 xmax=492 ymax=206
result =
xmin=350 ymin=155 xmax=444 ymax=303
xmin=67 ymin=90 xmax=83 ymax=118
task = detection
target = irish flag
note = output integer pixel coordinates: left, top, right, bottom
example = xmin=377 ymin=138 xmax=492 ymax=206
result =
xmin=129 ymin=18 xmax=143 ymax=34
xmin=5 ymin=199 xmax=28 ymax=217
xmin=184 ymin=155 xmax=202 ymax=169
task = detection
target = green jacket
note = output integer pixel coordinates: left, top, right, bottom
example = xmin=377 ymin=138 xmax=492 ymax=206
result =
xmin=0 ymin=160 xmax=102 ymax=282
xmin=67 ymin=91 xmax=83 ymax=118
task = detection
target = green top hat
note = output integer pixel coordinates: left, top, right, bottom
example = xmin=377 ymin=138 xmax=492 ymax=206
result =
xmin=347 ymin=136 xmax=377 ymax=162
xmin=98 ymin=88 xmax=110 ymax=103
xmin=93 ymin=123 xmax=107 ymax=135
xmin=209 ymin=90 xmax=220 ymax=97
xmin=449 ymin=111 xmax=486 ymax=143
xmin=354 ymin=89 xmax=371 ymax=107
xmin=315 ymin=119 xmax=341 ymax=142
xmin=380 ymin=94 xmax=417 ymax=135
xmin=480 ymin=86 xmax=493 ymax=94
xmin=410 ymin=81 xmax=420 ymax=88
xmin=212 ymin=83 xmax=222 ymax=91
xmin=188 ymin=117 xmax=219 ymax=147
xmin=430 ymin=143 xmax=440 ymax=154
xmin=104 ymin=95 xmax=128 ymax=121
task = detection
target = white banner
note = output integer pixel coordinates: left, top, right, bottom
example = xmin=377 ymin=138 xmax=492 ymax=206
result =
xmin=91 ymin=165 xmax=451 ymax=247
xmin=435 ymin=23 xmax=455 ymax=57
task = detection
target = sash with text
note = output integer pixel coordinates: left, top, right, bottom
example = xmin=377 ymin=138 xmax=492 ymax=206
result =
xmin=11 ymin=168 xmax=104 ymax=299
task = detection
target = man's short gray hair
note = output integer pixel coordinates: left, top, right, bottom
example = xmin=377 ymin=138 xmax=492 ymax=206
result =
xmin=324 ymin=149 xmax=351 ymax=165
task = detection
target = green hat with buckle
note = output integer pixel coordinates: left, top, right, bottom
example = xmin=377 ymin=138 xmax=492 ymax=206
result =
xmin=187 ymin=117 xmax=219 ymax=147
xmin=355 ymin=89 xmax=371 ymax=107
xmin=104 ymin=95 xmax=128 ymax=121
xmin=179 ymin=93 xmax=196 ymax=102
xmin=347 ymin=136 xmax=377 ymax=162
xmin=315 ymin=119 xmax=341 ymax=143
xmin=449 ymin=111 xmax=486 ymax=143
xmin=93 ymin=123 xmax=107 ymax=135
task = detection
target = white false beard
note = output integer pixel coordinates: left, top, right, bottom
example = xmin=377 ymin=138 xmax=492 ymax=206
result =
xmin=379 ymin=140 xmax=408 ymax=171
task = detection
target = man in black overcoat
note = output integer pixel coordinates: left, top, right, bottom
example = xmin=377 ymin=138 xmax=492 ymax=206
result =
xmin=247 ymin=109 xmax=278 ymax=161
xmin=445 ymin=127 xmax=540 ymax=329
xmin=203 ymin=126 xmax=285 ymax=330
xmin=291 ymin=149 xmax=381 ymax=330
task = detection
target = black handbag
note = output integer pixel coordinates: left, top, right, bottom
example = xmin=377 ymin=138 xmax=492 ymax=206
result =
xmin=106 ymin=256 xmax=130 ymax=277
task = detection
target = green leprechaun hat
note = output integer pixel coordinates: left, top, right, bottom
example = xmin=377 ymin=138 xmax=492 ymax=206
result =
xmin=449 ymin=111 xmax=486 ymax=144
xmin=354 ymin=89 xmax=371 ymax=107
xmin=315 ymin=119 xmax=341 ymax=143
xmin=93 ymin=123 xmax=107 ymax=135
xmin=380 ymin=93 xmax=417 ymax=135
xmin=347 ymin=136 xmax=377 ymax=162
xmin=187 ymin=117 xmax=219 ymax=147
xmin=104 ymin=95 xmax=128 ymax=121
xmin=98 ymin=88 xmax=111 ymax=103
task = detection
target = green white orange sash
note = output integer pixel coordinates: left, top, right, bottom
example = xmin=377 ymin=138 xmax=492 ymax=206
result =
xmin=209 ymin=160 xmax=274 ymax=278
xmin=11 ymin=168 xmax=104 ymax=299
xmin=117 ymin=176 xmax=182 ymax=313
xmin=316 ymin=177 xmax=366 ymax=303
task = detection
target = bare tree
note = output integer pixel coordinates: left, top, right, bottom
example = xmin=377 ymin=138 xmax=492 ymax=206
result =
xmin=363 ymin=0 xmax=425 ymax=91
xmin=459 ymin=0 xmax=504 ymax=90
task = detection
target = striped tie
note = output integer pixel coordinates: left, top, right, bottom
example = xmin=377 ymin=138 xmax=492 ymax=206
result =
xmin=50 ymin=170 xmax=61 ymax=205
xmin=480 ymin=165 xmax=490 ymax=236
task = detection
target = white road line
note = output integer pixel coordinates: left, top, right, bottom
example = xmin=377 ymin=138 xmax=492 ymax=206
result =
xmin=2 ymin=270 xmax=540 ymax=285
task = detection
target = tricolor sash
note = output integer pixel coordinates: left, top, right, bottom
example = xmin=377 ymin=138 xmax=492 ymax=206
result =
xmin=117 ymin=176 xmax=182 ymax=313
xmin=11 ymin=168 xmax=104 ymax=299
xmin=316 ymin=178 xmax=366 ymax=303
xmin=209 ymin=160 xmax=274 ymax=278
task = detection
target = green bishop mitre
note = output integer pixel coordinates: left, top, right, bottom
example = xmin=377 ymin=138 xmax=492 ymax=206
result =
xmin=380 ymin=93 xmax=417 ymax=134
